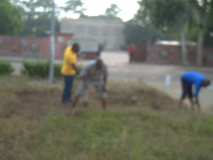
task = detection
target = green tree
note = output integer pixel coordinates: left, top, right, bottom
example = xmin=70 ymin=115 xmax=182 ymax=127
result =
xmin=136 ymin=0 xmax=213 ymax=66
xmin=64 ymin=0 xmax=85 ymax=15
xmin=124 ymin=20 xmax=162 ymax=45
xmin=136 ymin=0 xmax=192 ymax=65
xmin=0 ymin=0 xmax=23 ymax=35
xmin=105 ymin=4 xmax=121 ymax=18
xmin=190 ymin=0 xmax=213 ymax=66
xmin=11 ymin=0 xmax=59 ymax=36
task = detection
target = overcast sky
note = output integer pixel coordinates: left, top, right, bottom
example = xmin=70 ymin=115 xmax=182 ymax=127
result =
xmin=55 ymin=0 xmax=140 ymax=21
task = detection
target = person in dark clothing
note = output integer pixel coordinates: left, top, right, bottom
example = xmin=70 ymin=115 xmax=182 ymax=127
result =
xmin=96 ymin=43 xmax=104 ymax=58
xmin=179 ymin=71 xmax=211 ymax=111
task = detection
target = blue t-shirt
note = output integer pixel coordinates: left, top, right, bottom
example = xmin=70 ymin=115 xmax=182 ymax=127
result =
xmin=182 ymin=71 xmax=206 ymax=97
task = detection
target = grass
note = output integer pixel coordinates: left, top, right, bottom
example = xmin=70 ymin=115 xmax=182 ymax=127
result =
xmin=0 ymin=77 xmax=213 ymax=160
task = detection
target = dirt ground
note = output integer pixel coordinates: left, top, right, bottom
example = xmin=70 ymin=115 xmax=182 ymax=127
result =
xmin=101 ymin=51 xmax=213 ymax=110
xmin=6 ymin=51 xmax=213 ymax=110
xmin=0 ymin=77 xmax=183 ymax=119
xmin=1 ymin=77 xmax=213 ymax=160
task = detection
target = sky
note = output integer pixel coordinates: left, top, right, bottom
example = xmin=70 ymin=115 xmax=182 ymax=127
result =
xmin=55 ymin=0 xmax=140 ymax=21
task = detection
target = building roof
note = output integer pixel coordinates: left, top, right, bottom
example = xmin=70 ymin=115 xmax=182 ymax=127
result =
xmin=61 ymin=15 xmax=123 ymax=23
xmin=156 ymin=40 xmax=196 ymax=46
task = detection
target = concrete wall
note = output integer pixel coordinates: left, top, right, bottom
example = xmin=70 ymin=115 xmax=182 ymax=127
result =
xmin=60 ymin=17 xmax=125 ymax=51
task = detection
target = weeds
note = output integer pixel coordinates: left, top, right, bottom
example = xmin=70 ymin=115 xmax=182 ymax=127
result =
xmin=0 ymin=77 xmax=212 ymax=160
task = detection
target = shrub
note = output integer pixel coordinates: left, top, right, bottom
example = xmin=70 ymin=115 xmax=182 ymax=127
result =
xmin=23 ymin=61 xmax=62 ymax=78
xmin=0 ymin=60 xmax=13 ymax=76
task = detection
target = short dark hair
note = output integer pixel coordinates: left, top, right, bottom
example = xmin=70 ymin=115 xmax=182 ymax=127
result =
xmin=203 ymin=79 xmax=211 ymax=87
xmin=72 ymin=43 xmax=80 ymax=53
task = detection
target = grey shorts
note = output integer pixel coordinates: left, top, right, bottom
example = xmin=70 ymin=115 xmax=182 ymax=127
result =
xmin=76 ymin=80 xmax=107 ymax=99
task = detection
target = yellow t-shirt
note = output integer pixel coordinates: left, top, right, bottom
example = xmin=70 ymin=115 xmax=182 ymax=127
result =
xmin=61 ymin=47 xmax=78 ymax=76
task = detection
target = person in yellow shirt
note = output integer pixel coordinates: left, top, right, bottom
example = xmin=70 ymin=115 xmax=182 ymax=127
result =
xmin=61 ymin=43 xmax=80 ymax=104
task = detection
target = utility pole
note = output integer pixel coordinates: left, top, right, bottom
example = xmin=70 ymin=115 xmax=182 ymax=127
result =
xmin=49 ymin=0 xmax=56 ymax=83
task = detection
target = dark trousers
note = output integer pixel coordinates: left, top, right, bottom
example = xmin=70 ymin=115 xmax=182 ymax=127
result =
xmin=62 ymin=76 xmax=75 ymax=104
xmin=181 ymin=78 xmax=193 ymax=100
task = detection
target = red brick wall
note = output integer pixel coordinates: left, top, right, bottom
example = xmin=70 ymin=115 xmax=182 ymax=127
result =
xmin=131 ymin=45 xmax=147 ymax=62
xmin=0 ymin=35 xmax=72 ymax=60
xmin=0 ymin=36 xmax=50 ymax=58
xmin=133 ymin=43 xmax=213 ymax=66
xmin=204 ymin=48 xmax=213 ymax=66
xmin=56 ymin=34 xmax=73 ymax=60
xmin=146 ymin=45 xmax=182 ymax=65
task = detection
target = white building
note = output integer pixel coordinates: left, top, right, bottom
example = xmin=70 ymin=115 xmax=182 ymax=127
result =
xmin=60 ymin=16 xmax=125 ymax=51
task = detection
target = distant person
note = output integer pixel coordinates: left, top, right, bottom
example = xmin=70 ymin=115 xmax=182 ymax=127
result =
xmin=179 ymin=71 xmax=211 ymax=111
xmin=72 ymin=58 xmax=108 ymax=111
xmin=127 ymin=44 xmax=136 ymax=63
xmin=61 ymin=43 xmax=80 ymax=104
xmin=96 ymin=43 xmax=104 ymax=58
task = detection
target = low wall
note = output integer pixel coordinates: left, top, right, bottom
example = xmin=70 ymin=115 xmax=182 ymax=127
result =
xmin=130 ymin=43 xmax=213 ymax=66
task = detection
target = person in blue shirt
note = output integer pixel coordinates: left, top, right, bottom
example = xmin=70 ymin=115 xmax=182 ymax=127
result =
xmin=180 ymin=71 xmax=211 ymax=110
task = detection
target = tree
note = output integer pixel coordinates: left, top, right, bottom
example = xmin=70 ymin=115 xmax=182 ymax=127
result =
xmin=136 ymin=0 xmax=213 ymax=66
xmin=0 ymin=0 xmax=23 ymax=35
xmin=105 ymin=4 xmax=121 ymax=18
xmin=136 ymin=0 xmax=195 ymax=65
xmin=11 ymin=0 xmax=60 ymax=36
xmin=64 ymin=0 xmax=85 ymax=15
xmin=190 ymin=0 xmax=213 ymax=66
xmin=124 ymin=20 xmax=161 ymax=45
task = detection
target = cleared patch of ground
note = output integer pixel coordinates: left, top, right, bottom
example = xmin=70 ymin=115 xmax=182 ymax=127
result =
xmin=0 ymin=77 xmax=213 ymax=160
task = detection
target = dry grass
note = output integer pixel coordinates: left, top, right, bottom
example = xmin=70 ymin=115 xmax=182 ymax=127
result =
xmin=0 ymin=77 xmax=213 ymax=160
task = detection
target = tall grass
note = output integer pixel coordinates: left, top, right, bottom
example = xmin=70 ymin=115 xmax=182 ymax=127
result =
xmin=0 ymin=77 xmax=213 ymax=160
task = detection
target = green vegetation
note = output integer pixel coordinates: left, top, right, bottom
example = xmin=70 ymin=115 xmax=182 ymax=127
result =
xmin=0 ymin=77 xmax=213 ymax=160
xmin=124 ymin=20 xmax=162 ymax=45
xmin=11 ymin=0 xmax=84 ymax=36
xmin=23 ymin=61 xmax=61 ymax=78
xmin=0 ymin=60 xmax=13 ymax=76
xmin=64 ymin=0 xmax=85 ymax=15
xmin=134 ymin=0 xmax=213 ymax=65
xmin=105 ymin=4 xmax=121 ymax=18
xmin=0 ymin=0 xmax=23 ymax=35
